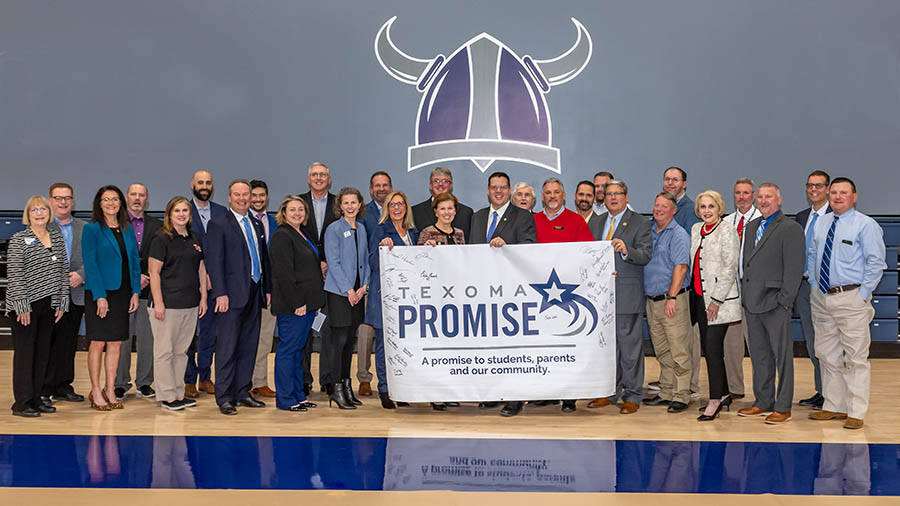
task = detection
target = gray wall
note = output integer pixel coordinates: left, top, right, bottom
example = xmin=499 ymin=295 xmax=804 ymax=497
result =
xmin=1 ymin=0 xmax=899 ymax=214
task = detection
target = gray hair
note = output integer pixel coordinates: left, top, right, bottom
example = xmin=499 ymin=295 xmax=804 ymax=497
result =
xmin=513 ymin=181 xmax=535 ymax=196
xmin=758 ymin=182 xmax=782 ymax=198
xmin=430 ymin=166 xmax=453 ymax=182
xmin=735 ymin=177 xmax=755 ymax=189
xmin=542 ymin=177 xmax=564 ymax=192
xmin=604 ymin=179 xmax=628 ymax=195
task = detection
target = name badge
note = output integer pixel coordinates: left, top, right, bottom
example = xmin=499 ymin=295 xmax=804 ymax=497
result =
xmin=343 ymin=230 xmax=352 ymax=238
xmin=553 ymin=226 xmax=564 ymax=230
xmin=24 ymin=237 xmax=36 ymax=245
xmin=842 ymin=239 xmax=853 ymax=245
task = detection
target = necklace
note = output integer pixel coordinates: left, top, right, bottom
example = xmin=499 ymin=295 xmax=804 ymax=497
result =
xmin=702 ymin=221 xmax=718 ymax=234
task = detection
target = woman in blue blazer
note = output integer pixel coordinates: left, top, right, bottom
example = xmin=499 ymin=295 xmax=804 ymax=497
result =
xmin=323 ymin=187 xmax=371 ymax=409
xmin=366 ymin=191 xmax=419 ymax=409
xmin=81 ymin=185 xmax=141 ymax=410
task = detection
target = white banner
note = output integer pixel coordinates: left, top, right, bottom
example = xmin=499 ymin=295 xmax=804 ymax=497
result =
xmin=380 ymin=241 xmax=616 ymax=402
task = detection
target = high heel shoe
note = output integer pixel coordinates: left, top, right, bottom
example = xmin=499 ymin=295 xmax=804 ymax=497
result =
xmin=341 ymin=379 xmax=362 ymax=406
xmin=698 ymin=395 xmax=732 ymax=421
xmin=328 ymin=383 xmax=356 ymax=410
xmin=89 ymin=392 xmax=112 ymax=412
xmin=101 ymin=389 xmax=124 ymax=409
xmin=380 ymin=392 xmax=396 ymax=409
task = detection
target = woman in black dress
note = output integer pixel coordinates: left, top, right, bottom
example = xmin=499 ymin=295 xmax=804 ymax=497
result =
xmin=81 ymin=185 xmax=142 ymax=410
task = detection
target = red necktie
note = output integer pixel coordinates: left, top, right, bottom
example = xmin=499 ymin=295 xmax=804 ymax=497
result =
xmin=737 ymin=216 xmax=745 ymax=238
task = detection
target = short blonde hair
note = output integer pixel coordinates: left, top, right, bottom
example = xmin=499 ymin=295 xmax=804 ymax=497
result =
xmin=379 ymin=191 xmax=415 ymax=229
xmin=22 ymin=195 xmax=51 ymax=226
xmin=694 ymin=190 xmax=726 ymax=218
xmin=275 ymin=195 xmax=310 ymax=226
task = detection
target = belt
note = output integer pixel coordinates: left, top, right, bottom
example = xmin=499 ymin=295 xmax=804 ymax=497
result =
xmin=826 ymin=284 xmax=860 ymax=295
xmin=647 ymin=287 xmax=687 ymax=302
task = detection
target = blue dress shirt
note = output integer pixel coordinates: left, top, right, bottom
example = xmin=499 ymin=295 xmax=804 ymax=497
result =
xmin=807 ymin=208 xmax=886 ymax=301
xmin=644 ymin=219 xmax=691 ymax=296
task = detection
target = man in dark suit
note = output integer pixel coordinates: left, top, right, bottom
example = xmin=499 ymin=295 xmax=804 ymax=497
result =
xmin=185 ymin=170 xmax=227 ymax=398
xmin=737 ymin=182 xmax=805 ymax=425
xmin=248 ymin=180 xmax=279 ymax=399
xmin=586 ymin=179 xmax=653 ymax=414
xmin=793 ymin=170 xmax=831 ymax=410
xmin=206 ymin=179 xmax=272 ymax=415
xmin=114 ymin=183 xmax=163 ymax=401
xmin=411 ymin=167 xmax=474 ymax=241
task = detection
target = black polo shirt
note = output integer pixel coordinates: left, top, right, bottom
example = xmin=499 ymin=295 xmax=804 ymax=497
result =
xmin=148 ymin=230 xmax=203 ymax=309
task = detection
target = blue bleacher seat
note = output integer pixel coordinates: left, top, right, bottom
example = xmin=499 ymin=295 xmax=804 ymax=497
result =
xmin=885 ymin=247 xmax=898 ymax=269
xmin=881 ymin=222 xmax=900 ymax=246
xmin=871 ymin=319 xmax=899 ymax=342
xmin=871 ymin=295 xmax=898 ymax=319
xmin=875 ymin=271 xmax=898 ymax=295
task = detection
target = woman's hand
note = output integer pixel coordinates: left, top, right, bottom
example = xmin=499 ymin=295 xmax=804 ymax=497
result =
xmin=154 ymin=304 xmax=166 ymax=321
xmin=97 ymin=298 xmax=109 ymax=318
xmin=424 ymin=239 xmax=437 ymax=247
xmin=54 ymin=310 xmax=64 ymax=323
xmin=128 ymin=293 xmax=139 ymax=313
xmin=348 ymin=289 xmax=359 ymax=306
xmin=355 ymin=285 xmax=367 ymax=300
xmin=379 ymin=237 xmax=396 ymax=250
xmin=706 ymin=301 xmax=720 ymax=323
xmin=294 ymin=304 xmax=307 ymax=317
xmin=198 ymin=299 xmax=208 ymax=319
xmin=16 ymin=312 xmax=31 ymax=326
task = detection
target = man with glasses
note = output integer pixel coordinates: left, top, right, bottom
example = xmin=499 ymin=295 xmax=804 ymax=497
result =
xmin=411 ymin=167 xmax=474 ymax=242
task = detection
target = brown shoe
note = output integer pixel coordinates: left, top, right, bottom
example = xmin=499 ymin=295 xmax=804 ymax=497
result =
xmin=358 ymin=381 xmax=373 ymax=397
xmin=809 ymin=410 xmax=848 ymax=421
xmin=184 ymin=384 xmax=199 ymax=398
xmin=620 ymin=402 xmax=639 ymax=414
xmin=843 ymin=417 xmax=864 ymax=430
xmin=587 ymin=398 xmax=612 ymax=408
xmin=764 ymin=411 xmax=792 ymax=424
xmin=251 ymin=386 xmax=276 ymax=398
xmin=737 ymin=406 xmax=773 ymax=417
xmin=198 ymin=380 xmax=215 ymax=394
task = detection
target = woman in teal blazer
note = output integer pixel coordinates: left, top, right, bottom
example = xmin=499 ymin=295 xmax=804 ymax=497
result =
xmin=81 ymin=185 xmax=141 ymax=410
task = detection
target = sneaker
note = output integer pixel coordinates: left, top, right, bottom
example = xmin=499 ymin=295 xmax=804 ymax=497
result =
xmin=161 ymin=400 xmax=186 ymax=411
xmin=179 ymin=398 xmax=197 ymax=408
xmin=137 ymin=385 xmax=156 ymax=398
xmin=114 ymin=387 xmax=127 ymax=402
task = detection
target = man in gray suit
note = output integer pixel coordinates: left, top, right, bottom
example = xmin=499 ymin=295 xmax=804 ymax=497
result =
xmin=42 ymin=182 xmax=86 ymax=403
xmin=585 ymin=180 xmax=653 ymax=414
xmin=737 ymin=182 xmax=805 ymax=425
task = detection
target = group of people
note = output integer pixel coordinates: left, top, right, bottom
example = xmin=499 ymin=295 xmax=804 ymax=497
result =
xmin=5 ymin=164 xmax=886 ymax=429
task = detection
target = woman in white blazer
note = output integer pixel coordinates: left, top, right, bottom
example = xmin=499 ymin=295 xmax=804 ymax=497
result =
xmin=690 ymin=190 xmax=741 ymax=421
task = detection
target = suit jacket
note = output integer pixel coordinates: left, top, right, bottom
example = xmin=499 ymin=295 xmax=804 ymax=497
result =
xmin=469 ymin=204 xmax=537 ymax=245
xmin=190 ymin=200 xmax=227 ymax=249
xmin=81 ymin=221 xmax=142 ymax=301
xmin=411 ymin=196 xmax=474 ymax=243
xmin=268 ymin=225 xmax=325 ymax=315
xmin=300 ymin=191 xmax=337 ymax=262
xmin=690 ymin=221 xmax=742 ymax=324
xmin=794 ymin=204 xmax=831 ymax=230
xmin=359 ymin=200 xmax=384 ymax=246
xmin=206 ymin=210 xmax=272 ymax=309
xmin=741 ymin=212 xmax=806 ymax=314
xmin=591 ymin=210 xmax=653 ymax=314
xmin=134 ymin=215 xmax=163 ymax=299
xmin=48 ymin=217 xmax=86 ymax=306
xmin=365 ymin=221 xmax=420 ymax=326
xmin=323 ymin=218 xmax=371 ymax=295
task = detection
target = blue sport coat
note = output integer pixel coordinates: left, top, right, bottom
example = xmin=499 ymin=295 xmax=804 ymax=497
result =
xmin=190 ymin=199 xmax=227 ymax=248
xmin=323 ymin=218 xmax=371 ymax=296
xmin=206 ymin=210 xmax=272 ymax=308
xmin=81 ymin=221 xmax=142 ymax=300
xmin=359 ymin=201 xmax=383 ymax=246
xmin=365 ymin=221 xmax=419 ymax=327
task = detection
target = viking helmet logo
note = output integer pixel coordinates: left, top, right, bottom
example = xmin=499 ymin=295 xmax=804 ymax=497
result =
xmin=374 ymin=17 xmax=592 ymax=173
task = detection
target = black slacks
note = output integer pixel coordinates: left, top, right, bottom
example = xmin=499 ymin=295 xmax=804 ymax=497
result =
xmin=12 ymin=297 xmax=54 ymax=411
xmin=43 ymin=302 xmax=83 ymax=396
xmin=321 ymin=325 xmax=354 ymax=385
xmin=692 ymin=292 xmax=729 ymax=399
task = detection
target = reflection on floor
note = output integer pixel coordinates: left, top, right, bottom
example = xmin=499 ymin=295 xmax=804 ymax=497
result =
xmin=1 ymin=435 xmax=898 ymax=495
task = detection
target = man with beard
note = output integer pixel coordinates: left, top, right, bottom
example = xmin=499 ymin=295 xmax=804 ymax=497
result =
xmin=248 ymin=180 xmax=279 ymax=399
xmin=185 ymin=170 xmax=227 ymax=398
xmin=574 ymin=180 xmax=600 ymax=226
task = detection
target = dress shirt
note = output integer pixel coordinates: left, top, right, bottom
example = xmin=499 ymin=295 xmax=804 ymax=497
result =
xmin=485 ymin=201 xmax=511 ymax=236
xmin=804 ymin=203 xmax=829 ymax=234
xmin=593 ymin=202 xmax=607 ymax=215
xmin=543 ymin=207 xmax=564 ymax=221
xmin=807 ymin=208 xmax=886 ymax=301
xmin=755 ymin=210 xmax=781 ymax=246
xmin=254 ymin=211 xmax=270 ymax=242
xmin=601 ymin=209 xmax=627 ymax=242
xmin=726 ymin=206 xmax=760 ymax=279
xmin=312 ymin=194 xmax=327 ymax=237
xmin=194 ymin=199 xmax=211 ymax=231
xmin=230 ymin=208 xmax=260 ymax=280
xmin=55 ymin=216 xmax=73 ymax=262
xmin=128 ymin=210 xmax=145 ymax=249
xmin=644 ymin=219 xmax=691 ymax=296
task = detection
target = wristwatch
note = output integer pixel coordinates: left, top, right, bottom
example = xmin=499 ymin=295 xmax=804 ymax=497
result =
xmin=665 ymin=294 xmax=676 ymax=301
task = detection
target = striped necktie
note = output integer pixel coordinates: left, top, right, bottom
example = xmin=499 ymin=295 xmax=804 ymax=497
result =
xmin=754 ymin=218 xmax=767 ymax=247
xmin=818 ymin=216 xmax=838 ymax=293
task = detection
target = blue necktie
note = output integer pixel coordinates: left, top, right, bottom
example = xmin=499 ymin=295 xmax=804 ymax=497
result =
xmin=803 ymin=212 xmax=819 ymax=272
xmin=486 ymin=210 xmax=498 ymax=241
xmin=818 ymin=216 xmax=838 ymax=294
xmin=242 ymin=216 xmax=262 ymax=283
xmin=754 ymin=218 xmax=768 ymax=247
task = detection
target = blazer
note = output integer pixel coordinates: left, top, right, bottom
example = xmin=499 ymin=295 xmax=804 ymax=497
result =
xmin=48 ymin=217 xmax=86 ymax=306
xmin=690 ymin=220 xmax=742 ymax=325
xmin=590 ymin=210 xmax=653 ymax=314
xmin=359 ymin=200 xmax=384 ymax=245
xmin=469 ymin=204 xmax=537 ymax=245
xmin=135 ymin=215 xmax=163 ymax=299
xmin=268 ymin=225 xmax=325 ymax=315
xmin=206 ymin=210 xmax=272 ymax=309
xmin=365 ymin=221 xmax=420 ymax=327
xmin=323 ymin=218 xmax=371 ymax=295
xmin=190 ymin=199 xmax=227 ymax=248
xmin=81 ymin=221 xmax=142 ymax=301
xmin=300 ymin=191 xmax=337 ymax=262
xmin=741 ymin=212 xmax=806 ymax=314
xmin=411 ymin=196 xmax=474 ymax=242
xmin=794 ymin=204 xmax=831 ymax=231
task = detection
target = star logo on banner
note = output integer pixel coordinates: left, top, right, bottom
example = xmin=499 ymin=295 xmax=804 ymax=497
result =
xmin=529 ymin=268 xmax=580 ymax=313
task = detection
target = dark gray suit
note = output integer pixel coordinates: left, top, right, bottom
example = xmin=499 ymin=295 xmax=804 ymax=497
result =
xmin=469 ymin=204 xmax=536 ymax=245
xmin=590 ymin=209 xmax=653 ymax=404
xmin=793 ymin=204 xmax=831 ymax=396
xmin=741 ymin=212 xmax=805 ymax=413
xmin=412 ymin=197 xmax=474 ymax=243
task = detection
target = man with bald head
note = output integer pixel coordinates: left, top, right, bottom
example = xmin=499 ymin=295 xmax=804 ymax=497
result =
xmin=185 ymin=170 xmax=227 ymax=398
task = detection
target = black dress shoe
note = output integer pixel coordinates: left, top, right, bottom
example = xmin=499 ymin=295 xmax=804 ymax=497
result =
xmin=12 ymin=407 xmax=41 ymax=418
xmin=52 ymin=391 xmax=84 ymax=402
xmin=445 ymin=402 xmax=460 ymax=407
xmin=431 ymin=403 xmax=448 ymax=411
xmin=299 ymin=401 xmax=317 ymax=409
xmin=236 ymin=396 xmax=266 ymax=408
xmin=799 ymin=393 xmax=824 ymax=407
xmin=380 ymin=393 xmax=396 ymax=409
xmin=642 ymin=396 xmax=671 ymax=406
xmin=219 ymin=402 xmax=238 ymax=415
xmin=288 ymin=403 xmax=308 ymax=412
xmin=396 ymin=401 xmax=410 ymax=407
xmin=561 ymin=400 xmax=577 ymax=413
xmin=500 ymin=401 xmax=524 ymax=417
xmin=667 ymin=401 xmax=689 ymax=413
xmin=530 ymin=400 xmax=560 ymax=407
xmin=478 ymin=402 xmax=499 ymax=409
xmin=39 ymin=396 xmax=53 ymax=407
xmin=36 ymin=404 xmax=56 ymax=413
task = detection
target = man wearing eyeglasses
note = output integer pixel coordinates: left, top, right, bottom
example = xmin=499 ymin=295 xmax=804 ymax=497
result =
xmin=792 ymin=170 xmax=832 ymax=410
xmin=411 ymin=167 xmax=474 ymax=242
xmin=42 ymin=183 xmax=86 ymax=405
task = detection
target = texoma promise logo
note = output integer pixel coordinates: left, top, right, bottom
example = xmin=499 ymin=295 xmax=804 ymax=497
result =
xmin=374 ymin=17 xmax=592 ymax=174
xmin=396 ymin=269 xmax=599 ymax=339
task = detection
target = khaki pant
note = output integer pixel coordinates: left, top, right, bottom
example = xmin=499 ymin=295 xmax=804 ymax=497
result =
xmin=810 ymin=289 xmax=875 ymax=420
xmin=148 ymin=307 xmax=197 ymax=402
xmin=252 ymin=309 xmax=277 ymax=388
xmin=646 ymin=292 xmax=693 ymax=404
xmin=356 ymin=323 xmax=375 ymax=383
xmin=723 ymin=315 xmax=748 ymax=395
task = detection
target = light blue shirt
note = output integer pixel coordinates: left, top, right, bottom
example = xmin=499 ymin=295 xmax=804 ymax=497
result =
xmin=230 ymin=208 xmax=260 ymax=280
xmin=644 ymin=219 xmax=691 ymax=296
xmin=601 ymin=209 xmax=627 ymax=241
xmin=194 ymin=199 xmax=211 ymax=231
xmin=312 ymin=194 xmax=328 ymax=235
xmin=55 ymin=217 xmax=73 ymax=262
xmin=807 ymin=208 xmax=886 ymax=301
xmin=543 ymin=207 xmax=564 ymax=221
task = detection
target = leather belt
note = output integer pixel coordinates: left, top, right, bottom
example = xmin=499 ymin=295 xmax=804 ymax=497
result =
xmin=647 ymin=287 xmax=687 ymax=302
xmin=826 ymin=284 xmax=860 ymax=295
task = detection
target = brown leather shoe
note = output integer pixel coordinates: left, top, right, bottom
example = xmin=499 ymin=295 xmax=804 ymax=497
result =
xmin=620 ymin=402 xmax=639 ymax=414
xmin=843 ymin=417 xmax=864 ymax=430
xmin=184 ymin=384 xmax=199 ymax=398
xmin=764 ymin=411 xmax=792 ymax=424
xmin=587 ymin=398 xmax=612 ymax=408
xmin=737 ymin=406 xmax=773 ymax=417
xmin=358 ymin=381 xmax=373 ymax=397
xmin=251 ymin=386 xmax=276 ymax=398
xmin=198 ymin=380 xmax=215 ymax=394
xmin=809 ymin=410 xmax=848 ymax=421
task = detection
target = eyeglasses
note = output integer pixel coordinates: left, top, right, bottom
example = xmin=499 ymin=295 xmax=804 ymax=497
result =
xmin=489 ymin=185 xmax=509 ymax=191
xmin=431 ymin=178 xmax=452 ymax=185
xmin=101 ymin=197 xmax=120 ymax=203
xmin=664 ymin=177 xmax=683 ymax=184
xmin=51 ymin=196 xmax=73 ymax=202
xmin=606 ymin=192 xmax=625 ymax=197
xmin=309 ymin=172 xmax=329 ymax=179
xmin=387 ymin=202 xmax=406 ymax=208
xmin=30 ymin=207 xmax=49 ymax=213
xmin=806 ymin=183 xmax=827 ymax=189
